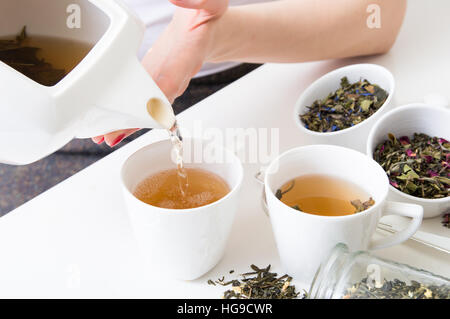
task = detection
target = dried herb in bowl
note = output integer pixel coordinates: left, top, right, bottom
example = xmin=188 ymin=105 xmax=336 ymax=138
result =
xmin=300 ymin=77 xmax=389 ymax=132
xmin=374 ymin=133 xmax=450 ymax=199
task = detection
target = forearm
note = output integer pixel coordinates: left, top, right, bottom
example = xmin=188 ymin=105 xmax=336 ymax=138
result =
xmin=208 ymin=0 xmax=406 ymax=63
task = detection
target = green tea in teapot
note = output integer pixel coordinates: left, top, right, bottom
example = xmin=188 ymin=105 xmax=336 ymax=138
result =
xmin=0 ymin=27 xmax=92 ymax=86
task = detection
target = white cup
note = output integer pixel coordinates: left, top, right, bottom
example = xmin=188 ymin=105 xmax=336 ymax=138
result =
xmin=294 ymin=64 xmax=395 ymax=152
xmin=121 ymin=138 xmax=243 ymax=280
xmin=264 ymin=145 xmax=423 ymax=286
xmin=367 ymin=103 xmax=450 ymax=218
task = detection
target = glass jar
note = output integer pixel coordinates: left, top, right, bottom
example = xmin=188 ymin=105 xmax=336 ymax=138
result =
xmin=309 ymin=243 xmax=450 ymax=299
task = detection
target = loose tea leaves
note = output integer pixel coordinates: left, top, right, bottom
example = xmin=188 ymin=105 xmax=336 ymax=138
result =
xmin=300 ymin=77 xmax=388 ymax=132
xmin=374 ymin=133 xmax=450 ymax=199
xmin=343 ymin=277 xmax=450 ymax=299
xmin=208 ymin=264 xmax=305 ymax=299
xmin=351 ymin=197 xmax=375 ymax=213
xmin=0 ymin=26 xmax=66 ymax=86
xmin=275 ymin=180 xmax=295 ymax=200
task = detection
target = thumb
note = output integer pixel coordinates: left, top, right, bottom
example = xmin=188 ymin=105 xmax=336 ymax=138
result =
xmin=169 ymin=0 xmax=228 ymax=14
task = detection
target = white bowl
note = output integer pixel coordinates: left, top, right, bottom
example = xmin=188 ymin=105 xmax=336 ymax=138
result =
xmin=367 ymin=103 xmax=450 ymax=218
xmin=294 ymin=64 xmax=395 ymax=152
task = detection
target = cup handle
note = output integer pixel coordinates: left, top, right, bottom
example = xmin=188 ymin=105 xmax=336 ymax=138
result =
xmin=369 ymin=201 xmax=423 ymax=251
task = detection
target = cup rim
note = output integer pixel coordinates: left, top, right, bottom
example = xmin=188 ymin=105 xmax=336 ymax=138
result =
xmin=264 ymin=144 xmax=389 ymax=220
xmin=294 ymin=63 xmax=395 ymax=137
xmin=120 ymin=137 xmax=244 ymax=214
xmin=367 ymin=103 xmax=450 ymax=204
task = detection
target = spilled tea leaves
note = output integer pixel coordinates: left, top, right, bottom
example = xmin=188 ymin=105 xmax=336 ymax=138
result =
xmin=374 ymin=133 xmax=449 ymax=199
xmin=208 ymin=265 xmax=305 ymax=299
xmin=0 ymin=26 xmax=66 ymax=86
xmin=300 ymin=77 xmax=388 ymax=132
xmin=344 ymin=277 xmax=450 ymax=299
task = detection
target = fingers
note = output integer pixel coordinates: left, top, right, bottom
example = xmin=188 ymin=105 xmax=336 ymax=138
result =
xmin=103 ymin=129 xmax=140 ymax=147
xmin=169 ymin=0 xmax=228 ymax=14
xmin=92 ymin=129 xmax=140 ymax=147
xmin=169 ymin=0 xmax=209 ymax=9
xmin=92 ymin=136 xmax=105 ymax=144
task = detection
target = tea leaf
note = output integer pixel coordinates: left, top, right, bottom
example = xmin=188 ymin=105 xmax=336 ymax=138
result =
xmin=360 ymin=99 xmax=372 ymax=112
xmin=351 ymin=197 xmax=375 ymax=213
xmin=275 ymin=179 xmax=295 ymax=200
xmin=397 ymin=165 xmax=420 ymax=180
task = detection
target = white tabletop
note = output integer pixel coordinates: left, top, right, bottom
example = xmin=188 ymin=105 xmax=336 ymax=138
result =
xmin=0 ymin=0 xmax=449 ymax=298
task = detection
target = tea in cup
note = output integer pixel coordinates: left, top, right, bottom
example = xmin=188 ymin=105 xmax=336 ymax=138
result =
xmin=133 ymin=167 xmax=230 ymax=209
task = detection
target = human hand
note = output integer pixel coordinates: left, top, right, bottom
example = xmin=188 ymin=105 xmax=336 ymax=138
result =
xmin=93 ymin=0 xmax=229 ymax=147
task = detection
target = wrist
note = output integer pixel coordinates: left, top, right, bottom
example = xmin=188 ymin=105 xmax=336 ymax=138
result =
xmin=206 ymin=8 xmax=236 ymax=63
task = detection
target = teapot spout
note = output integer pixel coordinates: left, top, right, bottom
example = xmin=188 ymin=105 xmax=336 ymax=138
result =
xmin=73 ymin=57 xmax=175 ymax=138
xmin=147 ymin=97 xmax=176 ymax=130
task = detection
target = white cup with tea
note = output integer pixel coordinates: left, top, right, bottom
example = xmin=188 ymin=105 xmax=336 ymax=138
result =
xmin=263 ymin=145 xmax=423 ymax=286
xmin=121 ymin=138 xmax=243 ymax=280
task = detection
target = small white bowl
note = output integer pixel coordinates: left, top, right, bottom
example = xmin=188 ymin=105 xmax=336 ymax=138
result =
xmin=367 ymin=103 xmax=450 ymax=218
xmin=294 ymin=64 xmax=395 ymax=152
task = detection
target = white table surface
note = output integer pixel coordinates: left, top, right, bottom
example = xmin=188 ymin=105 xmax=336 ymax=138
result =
xmin=0 ymin=0 xmax=449 ymax=298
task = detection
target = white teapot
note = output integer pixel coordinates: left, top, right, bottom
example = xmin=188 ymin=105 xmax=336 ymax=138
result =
xmin=0 ymin=0 xmax=175 ymax=165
